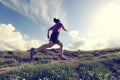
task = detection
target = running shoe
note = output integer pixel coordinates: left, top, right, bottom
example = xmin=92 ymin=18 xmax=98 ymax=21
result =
xmin=59 ymin=55 xmax=67 ymax=60
xmin=30 ymin=48 xmax=36 ymax=60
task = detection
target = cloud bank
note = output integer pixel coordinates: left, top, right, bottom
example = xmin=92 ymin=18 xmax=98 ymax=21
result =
xmin=1 ymin=0 xmax=120 ymax=51
xmin=68 ymin=1 xmax=120 ymax=50
xmin=0 ymin=0 xmax=67 ymax=25
xmin=0 ymin=24 xmax=40 ymax=51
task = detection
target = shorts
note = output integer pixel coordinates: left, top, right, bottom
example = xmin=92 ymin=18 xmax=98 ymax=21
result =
xmin=49 ymin=32 xmax=60 ymax=44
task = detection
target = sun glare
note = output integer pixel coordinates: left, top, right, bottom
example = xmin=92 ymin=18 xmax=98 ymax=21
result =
xmin=83 ymin=1 xmax=120 ymax=50
xmin=92 ymin=1 xmax=120 ymax=36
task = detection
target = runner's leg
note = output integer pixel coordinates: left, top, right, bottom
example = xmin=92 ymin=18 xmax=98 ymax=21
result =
xmin=37 ymin=41 xmax=54 ymax=52
xmin=57 ymin=41 xmax=63 ymax=55
xmin=57 ymin=41 xmax=67 ymax=60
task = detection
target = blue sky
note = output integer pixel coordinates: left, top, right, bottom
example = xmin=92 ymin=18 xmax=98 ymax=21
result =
xmin=0 ymin=0 xmax=120 ymax=51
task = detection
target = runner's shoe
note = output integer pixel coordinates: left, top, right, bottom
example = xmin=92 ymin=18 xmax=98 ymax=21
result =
xmin=59 ymin=55 xmax=67 ymax=60
xmin=30 ymin=48 xmax=36 ymax=60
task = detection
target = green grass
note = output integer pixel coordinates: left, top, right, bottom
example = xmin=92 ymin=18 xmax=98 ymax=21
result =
xmin=0 ymin=48 xmax=120 ymax=80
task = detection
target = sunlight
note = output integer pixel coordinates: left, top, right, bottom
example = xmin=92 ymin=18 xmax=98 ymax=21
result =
xmin=92 ymin=1 xmax=120 ymax=37
xmin=84 ymin=0 xmax=120 ymax=50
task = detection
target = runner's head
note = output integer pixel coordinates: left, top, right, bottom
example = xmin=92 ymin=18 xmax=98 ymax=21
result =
xmin=53 ymin=18 xmax=60 ymax=23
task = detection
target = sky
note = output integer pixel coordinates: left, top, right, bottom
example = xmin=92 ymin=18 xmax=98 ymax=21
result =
xmin=0 ymin=0 xmax=120 ymax=51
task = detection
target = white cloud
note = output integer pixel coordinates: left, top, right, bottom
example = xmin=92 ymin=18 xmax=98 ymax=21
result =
xmin=0 ymin=0 xmax=67 ymax=25
xmin=67 ymin=30 xmax=86 ymax=50
xmin=69 ymin=30 xmax=79 ymax=40
xmin=68 ymin=0 xmax=120 ymax=50
xmin=88 ymin=0 xmax=120 ymax=49
xmin=68 ymin=30 xmax=110 ymax=50
xmin=0 ymin=24 xmax=41 ymax=51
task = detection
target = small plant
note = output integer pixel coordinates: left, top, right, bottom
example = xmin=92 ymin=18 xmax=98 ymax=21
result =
xmin=0 ymin=48 xmax=120 ymax=79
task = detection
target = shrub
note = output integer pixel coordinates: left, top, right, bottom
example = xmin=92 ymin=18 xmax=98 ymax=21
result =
xmin=76 ymin=62 xmax=117 ymax=80
xmin=0 ymin=63 xmax=79 ymax=80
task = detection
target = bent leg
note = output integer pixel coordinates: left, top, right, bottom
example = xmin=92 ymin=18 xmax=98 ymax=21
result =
xmin=57 ymin=41 xmax=63 ymax=55
xmin=57 ymin=41 xmax=67 ymax=60
xmin=37 ymin=41 xmax=54 ymax=52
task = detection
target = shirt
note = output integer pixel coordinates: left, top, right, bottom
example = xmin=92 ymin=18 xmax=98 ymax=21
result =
xmin=51 ymin=22 xmax=62 ymax=32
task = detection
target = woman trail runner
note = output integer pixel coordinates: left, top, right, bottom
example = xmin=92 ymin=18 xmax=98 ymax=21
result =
xmin=30 ymin=18 xmax=68 ymax=60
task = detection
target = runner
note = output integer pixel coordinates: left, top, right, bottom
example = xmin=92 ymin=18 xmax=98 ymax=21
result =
xmin=30 ymin=18 xmax=68 ymax=60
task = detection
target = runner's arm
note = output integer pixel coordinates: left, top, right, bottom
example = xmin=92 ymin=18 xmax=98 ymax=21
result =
xmin=61 ymin=24 xmax=68 ymax=32
xmin=47 ymin=27 xmax=53 ymax=39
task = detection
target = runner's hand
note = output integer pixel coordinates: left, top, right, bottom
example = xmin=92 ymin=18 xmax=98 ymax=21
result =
xmin=47 ymin=34 xmax=49 ymax=39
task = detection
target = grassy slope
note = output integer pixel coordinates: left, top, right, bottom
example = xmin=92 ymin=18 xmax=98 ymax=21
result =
xmin=0 ymin=48 xmax=120 ymax=80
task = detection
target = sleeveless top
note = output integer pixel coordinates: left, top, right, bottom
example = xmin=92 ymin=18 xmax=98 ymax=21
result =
xmin=51 ymin=22 xmax=62 ymax=32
